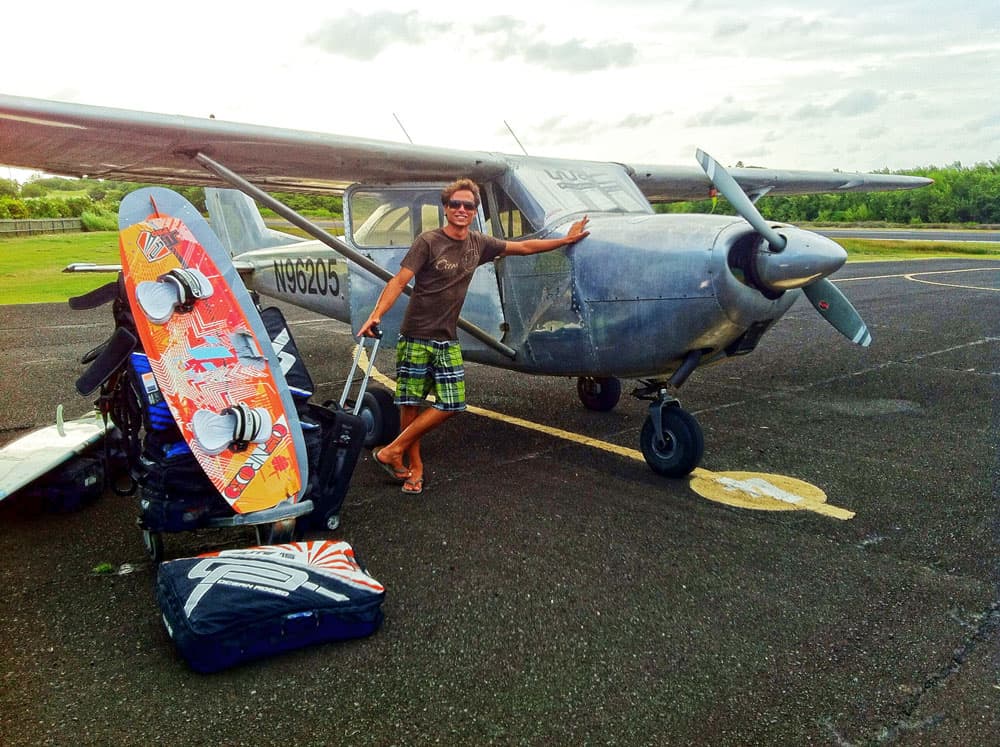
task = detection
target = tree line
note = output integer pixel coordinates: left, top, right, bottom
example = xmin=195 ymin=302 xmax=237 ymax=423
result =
xmin=0 ymin=177 xmax=343 ymax=230
xmin=2 ymin=160 xmax=998 ymax=230
xmin=659 ymin=160 xmax=1000 ymax=225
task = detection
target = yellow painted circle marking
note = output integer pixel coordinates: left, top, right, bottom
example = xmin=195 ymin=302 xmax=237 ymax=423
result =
xmin=357 ymin=346 xmax=854 ymax=520
xmin=689 ymin=469 xmax=853 ymax=519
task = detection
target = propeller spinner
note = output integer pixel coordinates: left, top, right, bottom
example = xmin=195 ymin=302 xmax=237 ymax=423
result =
xmin=696 ymin=149 xmax=872 ymax=347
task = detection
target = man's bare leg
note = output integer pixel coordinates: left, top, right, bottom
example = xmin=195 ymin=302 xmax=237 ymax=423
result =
xmin=399 ymin=405 xmax=422 ymax=481
xmin=375 ymin=406 xmax=455 ymax=476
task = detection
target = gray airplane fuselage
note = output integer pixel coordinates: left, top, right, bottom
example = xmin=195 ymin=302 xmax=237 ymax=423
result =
xmin=211 ymin=155 xmax=845 ymax=381
xmin=233 ymin=211 xmax=799 ymax=380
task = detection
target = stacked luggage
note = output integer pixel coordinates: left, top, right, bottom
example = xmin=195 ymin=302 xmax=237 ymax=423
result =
xmin=71 ymin=277 xmax=368 ymax=559
xmin=71 ymin=275 xmax=385 ymax=672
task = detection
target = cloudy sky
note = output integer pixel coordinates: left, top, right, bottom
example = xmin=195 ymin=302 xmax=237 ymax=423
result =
xmin=3 ymin=0 xmax=998 ymax=181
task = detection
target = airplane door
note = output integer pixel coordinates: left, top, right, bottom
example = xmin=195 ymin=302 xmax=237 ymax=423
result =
xmin=343 ymin=185 xmax=507 ymax=357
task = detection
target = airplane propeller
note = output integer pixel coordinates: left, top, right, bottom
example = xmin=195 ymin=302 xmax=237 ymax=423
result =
xmin=695 ymin=149 xmax=872 ymax=347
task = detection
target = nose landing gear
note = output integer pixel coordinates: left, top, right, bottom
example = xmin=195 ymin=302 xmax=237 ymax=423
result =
xmin=639 ymin=395 xmax=704 ymax=477
xmin=633 ymin=350 xmax=705 ymax=477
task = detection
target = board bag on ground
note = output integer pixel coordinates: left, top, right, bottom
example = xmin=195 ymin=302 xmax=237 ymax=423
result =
xmin=155 ymin=540 xmax=385 ymax=673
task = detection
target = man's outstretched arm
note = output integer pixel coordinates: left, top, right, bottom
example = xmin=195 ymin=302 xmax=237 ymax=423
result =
xmin=501 ymin=216 xmax=590 ymax=256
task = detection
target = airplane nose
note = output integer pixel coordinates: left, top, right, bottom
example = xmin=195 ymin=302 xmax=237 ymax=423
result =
xmin=752 ymin=227 xmax=847 ymax=292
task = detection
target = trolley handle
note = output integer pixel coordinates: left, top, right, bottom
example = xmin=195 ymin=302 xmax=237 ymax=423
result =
xmin=339 ymin=325 xmax=383 ymax=415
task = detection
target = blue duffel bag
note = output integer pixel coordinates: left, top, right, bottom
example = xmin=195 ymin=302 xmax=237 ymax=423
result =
xmin=156 ymin=540 xmax=385 ymax=673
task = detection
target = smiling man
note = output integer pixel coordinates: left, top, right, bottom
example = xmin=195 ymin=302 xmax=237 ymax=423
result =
xmin=357 ymin=177 xmax=589 ymax=495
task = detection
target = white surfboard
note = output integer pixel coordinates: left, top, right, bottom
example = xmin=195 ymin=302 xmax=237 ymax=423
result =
xmin=0 ymin=407 xmax=112 ymax=500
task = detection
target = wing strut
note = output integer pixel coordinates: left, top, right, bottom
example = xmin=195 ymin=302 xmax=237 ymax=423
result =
xmin=191 ymin=152 xmax=517 ymax=360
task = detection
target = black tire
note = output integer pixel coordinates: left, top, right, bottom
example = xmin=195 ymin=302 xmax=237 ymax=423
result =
xmin=142 ymin=529 xmax=164 ymax=563
xmin=359 ymin=387 xmax=400 ymax=448
xmin=577 ymin=376 xmax=622 ymax=412
xmin=256 ymin=517 xmax=297 ymax=546
xmin=639 ymin=406 xmax=704 ymax=477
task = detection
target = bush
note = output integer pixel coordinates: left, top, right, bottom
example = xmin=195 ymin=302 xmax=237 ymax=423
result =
xmin=80 ymin=211 xmax=119 ymax=231
xmin=25 ymin=197 xmax=73 ymax=218
xmin=0 ymin=196 xmax=28 ymax=219
xmin=20 ymin=182 xmax=47 ymax=198
xmin=65 ymin=196 xmax=93 ymax=217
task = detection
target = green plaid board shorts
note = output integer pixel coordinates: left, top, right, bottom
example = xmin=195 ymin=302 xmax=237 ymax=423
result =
xmin=395 ymin=336 xmax=467 ymax=412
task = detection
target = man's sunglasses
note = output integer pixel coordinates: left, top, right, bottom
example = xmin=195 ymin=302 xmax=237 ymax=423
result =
xmin=446 ymin=199 xmax=477 ymax=211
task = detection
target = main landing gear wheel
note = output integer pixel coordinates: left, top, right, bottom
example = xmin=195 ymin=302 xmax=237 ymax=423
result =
xmin=356 ymin=387 xmax=400 ymax=448
xmin=577 ymin=376 xmax=622 ymax=411
xmin=640 ymin=405 xmax=704 ymax=477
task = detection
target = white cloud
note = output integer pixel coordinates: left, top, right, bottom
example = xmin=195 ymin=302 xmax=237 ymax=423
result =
xmin=306 ymin=11 xmax=450 ymax=61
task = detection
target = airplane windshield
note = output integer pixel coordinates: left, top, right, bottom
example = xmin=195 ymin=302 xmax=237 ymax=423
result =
xmin=502 ymin=158 xmax=653 ymax=230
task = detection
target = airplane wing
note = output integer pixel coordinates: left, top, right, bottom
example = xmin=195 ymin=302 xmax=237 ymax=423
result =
xmin=0 ymin=94 xmax=507 ymax=192
xmin=0 ymin=93 xmax=930 ymax=198
xmin=627 ymin=163 xmax=932 ymax=202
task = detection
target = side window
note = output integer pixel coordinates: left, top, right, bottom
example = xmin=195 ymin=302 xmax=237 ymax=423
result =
xmin=348 ymin=189 xmax=445 ymax=248
xmin=484 ymin=184 xmax=536 ymax=240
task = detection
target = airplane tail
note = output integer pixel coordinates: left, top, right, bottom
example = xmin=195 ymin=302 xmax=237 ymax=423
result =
xmin=204 ymin=188 xmax=303 ymax=256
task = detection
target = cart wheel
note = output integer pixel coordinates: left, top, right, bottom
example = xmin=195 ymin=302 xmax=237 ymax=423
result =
xmin=256 ymin=518 xmax=296 ymax=546
xmin=142 ymin=529 xmax=164 ymax=563
xmin=359 ymin=387 xmax=400 ymax=447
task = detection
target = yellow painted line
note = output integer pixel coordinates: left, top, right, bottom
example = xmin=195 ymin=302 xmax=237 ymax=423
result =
xmin=358 ymin=347 xmax=854 ymax=520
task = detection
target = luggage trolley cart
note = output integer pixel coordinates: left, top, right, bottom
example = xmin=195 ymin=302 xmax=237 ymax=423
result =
xmin=140 ymin=498 xmax=315 ymax=564
xmin=292 ymin=328 xmax=387 ymax=534
xmin=70 ymin=281 xmax=318 ymax=564
xmin=336 ymin=326 xmax=399 ymax=449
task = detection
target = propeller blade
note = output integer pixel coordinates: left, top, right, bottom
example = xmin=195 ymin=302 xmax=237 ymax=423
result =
xmin=696 ymin=149 xmax=787 ymax=251
xmin=803 ymin=278 xmax=872 ymax=347
xmin=695 ymin=149 xmax=870 ymax=346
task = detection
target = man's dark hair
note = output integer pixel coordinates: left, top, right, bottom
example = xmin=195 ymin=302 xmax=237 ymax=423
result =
xmin=441 ymin=178 xmax=481 ymax=207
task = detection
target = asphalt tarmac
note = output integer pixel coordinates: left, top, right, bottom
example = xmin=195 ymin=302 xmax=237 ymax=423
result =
xmin=0 ymin=258 xmax=997 ymax=746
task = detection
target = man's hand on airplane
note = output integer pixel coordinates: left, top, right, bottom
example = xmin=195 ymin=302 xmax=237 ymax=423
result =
xmin=566 ymin=216 xmax=590 ymax=244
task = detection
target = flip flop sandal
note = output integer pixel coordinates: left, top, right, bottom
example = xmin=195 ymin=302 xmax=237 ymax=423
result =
xmin=401 ymin=477 xmax=424 ymax=495
xmin=372 ymin=447 xmax=409 ymax=482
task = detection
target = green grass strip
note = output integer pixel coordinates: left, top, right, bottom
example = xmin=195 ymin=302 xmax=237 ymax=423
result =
xmin=0 ymin=232 xmax=120 ymax=304
xmin=0 ymin=231 xmax=997 ymax=305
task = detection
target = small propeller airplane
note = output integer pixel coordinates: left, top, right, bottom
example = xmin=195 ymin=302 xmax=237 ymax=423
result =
xmin=0 ymin=94 xmax=932 ymax=477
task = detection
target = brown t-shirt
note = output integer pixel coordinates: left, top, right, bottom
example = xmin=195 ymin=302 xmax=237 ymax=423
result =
xmin=399 ymin=228 xmax=507 ymax=340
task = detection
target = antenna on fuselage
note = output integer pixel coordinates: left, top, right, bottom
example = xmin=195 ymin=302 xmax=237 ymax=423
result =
xmin=504 ymin=120 xmax=529 ymax=155
xmin=392 ymin=113 xmax=414 ymax=144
